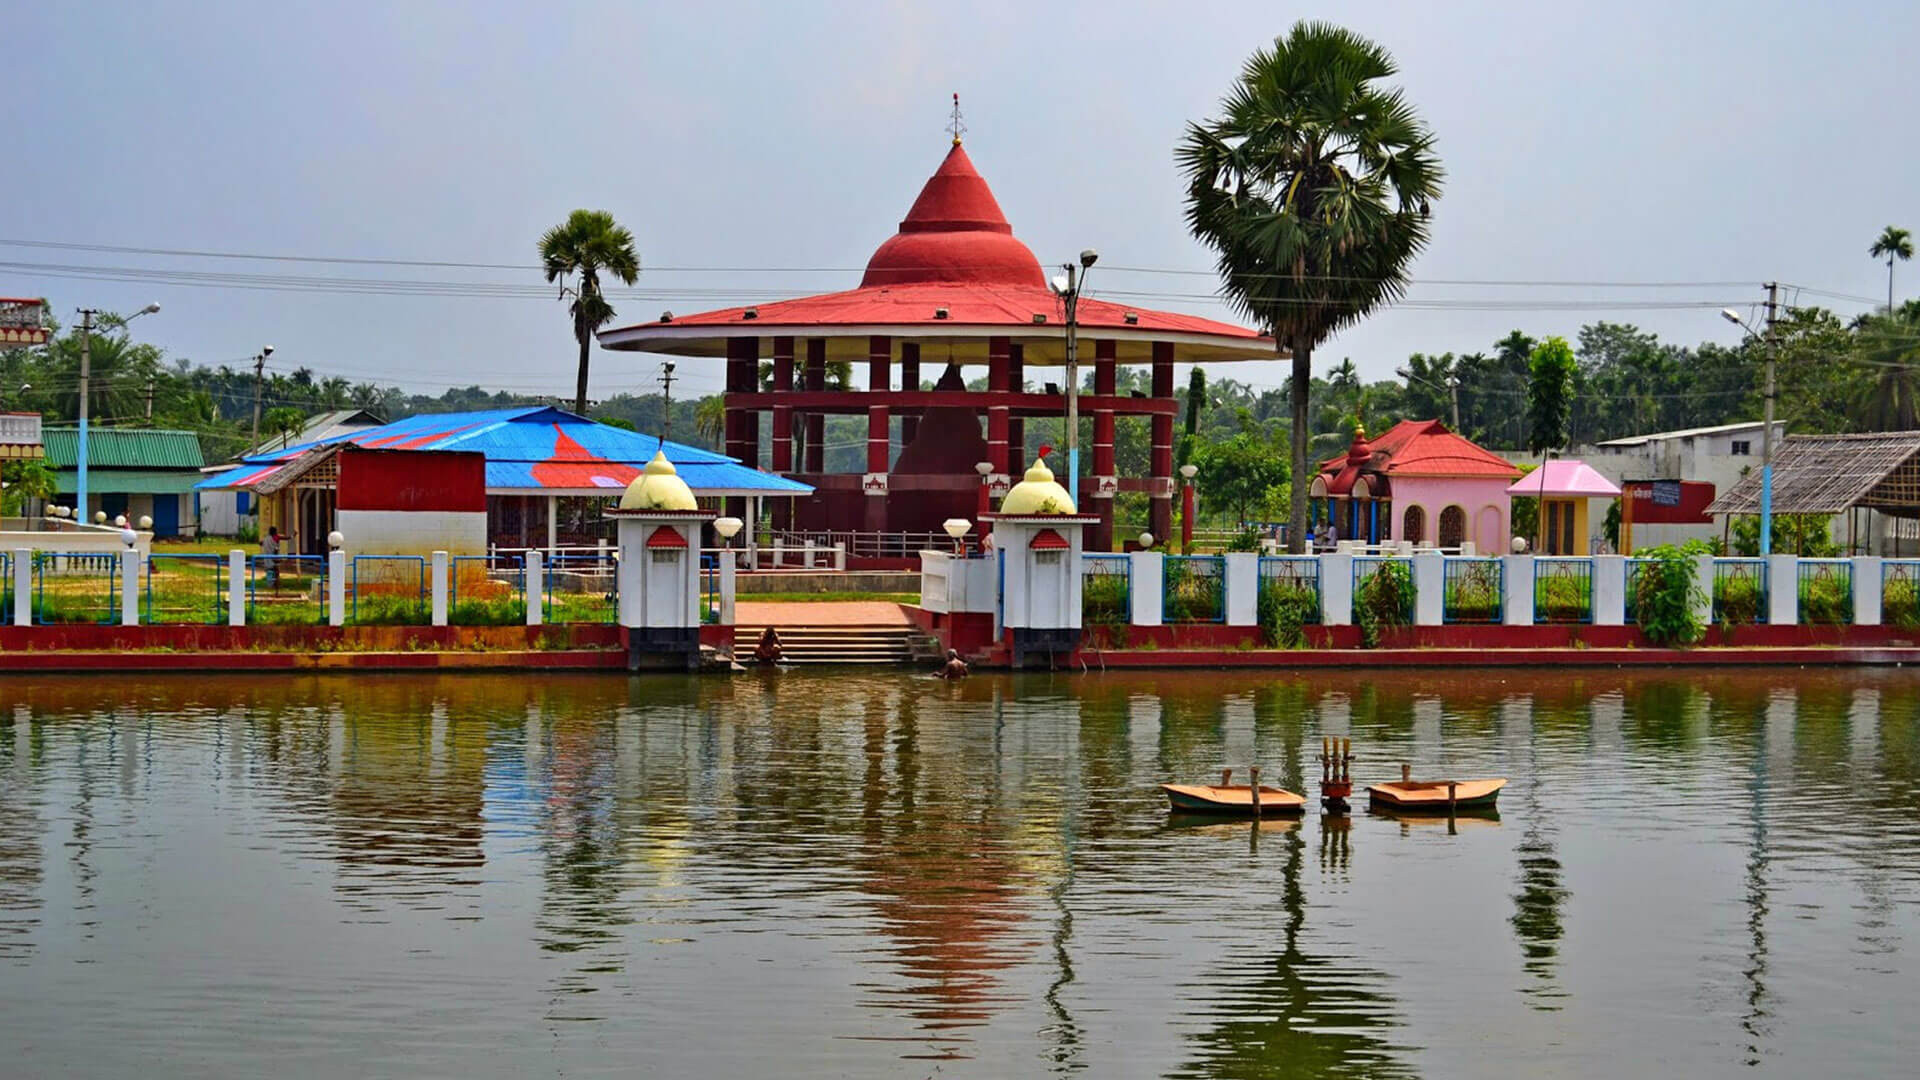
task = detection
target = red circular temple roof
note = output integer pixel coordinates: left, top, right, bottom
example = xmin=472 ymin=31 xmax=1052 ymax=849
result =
xmin=861 ymin=144 xmax=1045 ymax=289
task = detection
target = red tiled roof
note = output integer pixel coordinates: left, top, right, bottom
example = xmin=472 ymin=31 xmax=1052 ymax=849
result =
xmin=645 ymin=525 xmax=689 ymax=548
xmin=1030 ymin=527 xmax=1069 ymax=550
xmin=1319 ymin=419 xmax=1521 ymax=489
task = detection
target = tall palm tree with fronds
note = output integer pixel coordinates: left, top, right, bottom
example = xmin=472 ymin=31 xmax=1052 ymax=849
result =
xmin=1180 ymin=21 xmax=1442 ymax=551
xmin=1871 ymin=226 xmax=1913 ymax=313
xmin=540 ymin=210 xmax=640 ymax=414
xmin=1855 ymin=307 xmax=1920 ymax=431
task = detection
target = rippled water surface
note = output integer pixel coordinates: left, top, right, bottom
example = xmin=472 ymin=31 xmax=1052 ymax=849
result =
xmin=2 ymin=668 xmax=1918 ymax=1077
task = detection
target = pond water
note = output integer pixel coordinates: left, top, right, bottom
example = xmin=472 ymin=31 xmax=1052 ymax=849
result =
xmin=1 ymin=668 xmax=1917 ymax=1078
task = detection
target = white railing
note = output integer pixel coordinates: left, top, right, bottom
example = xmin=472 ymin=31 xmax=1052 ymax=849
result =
xmin=0 ymin=412 xmax=41 ymax=446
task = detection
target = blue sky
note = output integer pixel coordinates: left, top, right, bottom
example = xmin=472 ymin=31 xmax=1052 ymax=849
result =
xmin=7 ymin=0 xmax=1916 ymax=401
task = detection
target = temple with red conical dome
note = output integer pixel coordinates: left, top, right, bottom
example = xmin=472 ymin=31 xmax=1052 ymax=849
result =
xmin=599 ymin=134 xmax=1275 ymax=563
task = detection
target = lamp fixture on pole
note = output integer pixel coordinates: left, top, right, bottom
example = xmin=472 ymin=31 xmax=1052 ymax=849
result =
xmin=1050 ymin=248 xmax=1098 ymax=506
xmin=1722 ymin=295 xmax=1778 ymax=555
xmin=75 ymin=302 xmax=160 ymax=525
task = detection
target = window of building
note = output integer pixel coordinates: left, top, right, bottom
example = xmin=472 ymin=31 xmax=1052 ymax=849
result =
xmin=651 ymin=549 xmax=681 ymax=565
xmin=1402 ymin=505 xmax=1426 ymax=545
xmin=1438 ymin=505 xmax=1466 ymax=549
xmin=1034 ymin=549 xmax=1063 ymax=566
xmin=1731 ymin=440 xmax=1751 ymax=455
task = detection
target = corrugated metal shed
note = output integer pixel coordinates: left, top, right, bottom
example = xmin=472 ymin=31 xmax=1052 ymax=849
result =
xmin=53 ymin=468 xmax=203 ymax=495
xmin=42 ymin=427 xmax=206 ymax=469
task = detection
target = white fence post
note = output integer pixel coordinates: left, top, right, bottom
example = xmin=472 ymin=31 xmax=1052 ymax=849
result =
xmin=1767 ymin=554 xmax=1798 ymax=626
xmin=720 ymin=556 xmax=737 ymax=625
xmin=1131 ymin=551 xmax=1163 ymax=626
xmin=1592 ymin=554 xmax=1627 ymax=626
xmin=1412 ymin=551 xmax=1444 ymax=626
xmin=121 ymin=549 xmax=140 ymax=626
xmin=1504 ymin=555 xmax=1535 ymax=625
xmin=12 ymin=549 xmax=30 ymax=626
xmin=525 ymin=550 xmax=544 ymax=627
xmin=1224 ymin=552 xmax=1258 ymax=626
xmin=228 ymin=549 xmax=246 ymax=627
xmin=328 ymin=549 xmax=347 ymax=626
xmin=1691 ymin=555 xmax=1715 ymax=627
xmin=834 ymin=543 xmax=846 ymax=570
xmin=1321 ymin=551 xmax=1353 ymax=625
xmin=431 ymin=551 xmax=450 ymax=626
xmin=1854 ymin=556 xmax=1882 ymax=626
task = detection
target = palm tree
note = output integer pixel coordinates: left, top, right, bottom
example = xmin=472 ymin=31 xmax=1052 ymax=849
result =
xmin=1855 ymin=308 xmax=1920 ymax=431
xmin=1871 ymin=226 xmax=1913 ymax=313
xmin=1328 ymin=358 xmax=1361 ymax=419
xmin=1179 ymin=21 xmax=1442 ymax=552
xmin=539 ymin=210 xmax=640 ymax=414
xmin=694 ymin=396 xmax=726 ymax=449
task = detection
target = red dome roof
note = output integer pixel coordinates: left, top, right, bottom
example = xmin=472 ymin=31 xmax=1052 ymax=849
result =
xmin=861 ymin=144 xmax=1045 ymax=289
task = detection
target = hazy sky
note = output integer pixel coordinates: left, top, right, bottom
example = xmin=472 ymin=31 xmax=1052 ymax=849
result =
xmin=8 ymin=1 xmax=1917 ymax=402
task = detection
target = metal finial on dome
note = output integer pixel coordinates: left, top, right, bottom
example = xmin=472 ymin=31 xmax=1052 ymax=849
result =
xmin=948 ymin=92 xmax=966 ymax=146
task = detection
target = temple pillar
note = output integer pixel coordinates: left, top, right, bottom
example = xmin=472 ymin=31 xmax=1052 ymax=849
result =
xmin=804 ymin=338 xmax=826 ymax=474
xmin=868 ymin=334 xmax=891 ymax=392
xmin=987 ymin=335 xmax=1012 ymax=475
xmin=1150 ymin=341 xmax=1174 ymax=543
xmin=1006 ymin=342 xmax=1025 ymax=462
xmin=1093 ymin=410 xmax=1116 ymax=552
xmin=1094 ymin=339 xmax=1116 ymax=396
xmin=725 ymin=336 xmax=758 ymax=520
xmin=899 ymin=343 xmax=921 ymax=444
xmin=865 ymin=405 xmax=890 ymax=533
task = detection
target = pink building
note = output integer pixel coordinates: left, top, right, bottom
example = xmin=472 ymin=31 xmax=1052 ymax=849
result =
xmin=1309 ymin=420 xmax=1522 ymax=552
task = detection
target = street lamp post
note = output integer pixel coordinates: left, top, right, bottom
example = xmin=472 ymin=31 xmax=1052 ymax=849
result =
xmin=1722 ymin=306 xmax=1777 ymax=555
xmin=75 ymin=303 xmax=159 ymax=524
xmin=1179 ymin=463 xmax=1199 ymax=553
xmin=1394 ymin=365 xmax=1460 ymax=429
xmin=1051 ymin=249 xmax=1098 ymax=506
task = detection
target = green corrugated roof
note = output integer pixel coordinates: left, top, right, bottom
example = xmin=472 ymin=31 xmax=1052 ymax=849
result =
xmin=40 ymin=427 xmax=206 ymax=469
xmin=53 ymin=468 xmax=201 ymax=495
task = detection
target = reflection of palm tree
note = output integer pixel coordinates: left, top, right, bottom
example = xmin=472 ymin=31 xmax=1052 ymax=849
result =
xmin=1510 ymin=696 xmax=1568 ymax=1008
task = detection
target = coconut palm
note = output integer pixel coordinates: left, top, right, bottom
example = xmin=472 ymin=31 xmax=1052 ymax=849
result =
xmin=1855 ymin=308 xmax=1920 ymax=431
xmin=694 ymin=396 xmax=726 ymax=449
xmin=1871 ymin=226 xmax=1913 ymax=314
xmin=1179 ymin=21 xmax=1442 ymax=551
xmin=539 ymin=210 xmax=640 ymax=414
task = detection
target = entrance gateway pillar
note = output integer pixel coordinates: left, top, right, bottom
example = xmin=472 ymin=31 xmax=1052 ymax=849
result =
xmin=1149 ymin=341 xmax=1175 ymax=544
xmin=804 ymin=338 xmax=826 ymax=474
xmin=723 ymin=335 xmax=759 ymax=522
xmin=1091 ymin=339 xmax=1117 ymax=552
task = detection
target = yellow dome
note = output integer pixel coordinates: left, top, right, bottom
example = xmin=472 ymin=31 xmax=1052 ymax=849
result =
xmin=617 ymin=451 xmax=698 ymax=511
xmin=999 ymin=457 xmax=1077 ymax=515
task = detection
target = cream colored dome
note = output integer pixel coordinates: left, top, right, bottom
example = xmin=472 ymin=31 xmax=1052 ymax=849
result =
xmin=618 ymin=451 xmax=698 ymax=511
xmin=999 ymin=457 xmax=1076 ymax=515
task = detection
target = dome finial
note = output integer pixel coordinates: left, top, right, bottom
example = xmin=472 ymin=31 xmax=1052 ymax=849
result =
xmin=948 ymin=92 xmax=966 ymax=146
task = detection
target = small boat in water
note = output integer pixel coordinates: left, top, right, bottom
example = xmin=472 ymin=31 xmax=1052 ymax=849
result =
xmin=1367 ymin=767 xmax=1505 ymax=812
xmin=1162 ymin=768 xmax=1305 ymax=816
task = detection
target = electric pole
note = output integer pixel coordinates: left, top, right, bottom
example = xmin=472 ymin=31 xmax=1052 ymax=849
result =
xmin=659 ymin=361 xmax=677 ymax=441
xmin=1448 ymin=376 xmax=1461 ymax=431
xmin=1761 ymin=281 xmax=1779 ymax=555
xmin=76 ymin=308 xmax=95 ymax=521
xmin=145 ymin=375 xmax=155 ymax=422
xmin=250 ymin=349 xmax=267 ymax=447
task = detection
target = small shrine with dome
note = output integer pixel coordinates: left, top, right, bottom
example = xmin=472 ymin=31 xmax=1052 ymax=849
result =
xmin=606 ymin=452 xmax=715 ymax=668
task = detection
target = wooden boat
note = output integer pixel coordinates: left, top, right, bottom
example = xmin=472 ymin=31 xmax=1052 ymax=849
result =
xmin=1161 ymin=777 xmax=1306 ymax=817
xmin=1366 ymin=776 xmax=1506 ymax=812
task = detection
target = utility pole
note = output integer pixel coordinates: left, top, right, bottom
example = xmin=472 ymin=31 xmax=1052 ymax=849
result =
xmin=1448 ymin=376 xmax=1461 ymax=431
xmin=1057 ymin=249 xmax=1098 ymax=504
xmin=659 ymin=361 xmax=677 ymax=441
xmin=144 ymin=375 xmax=155 ymax=422
xmin=250 ymin=350 xmax=267 ymax=447
xmin=76 ymin=308 xmax=95 ymax=522
xmin=1761 ymin=281 xmax=1779 ymax=556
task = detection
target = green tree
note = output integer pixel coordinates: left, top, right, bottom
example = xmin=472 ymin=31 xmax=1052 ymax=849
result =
xmin=1526 ymin=336 xmax=1576 ymax=454
xmin=539 ymin=209 xmax=641 ymax=414
xmin=1854 ymin=307 xmax=1920 ymax=431
xmin=1870 ymin=225 xmax=1913 ymax=313
xmin=1179 ymin=20 xmax=1442 ymax=552
xmin=261 ymin=406 xmax=308 ymax=448
xmin=1192 ymin=431 xmax=1289 ymax=523
xmin=694 ymin=396 xmax=726 ymax=447
xmin=0 ymin=458 xmax=55 ymax=515
xmin=1176 ymin=366 xmax=1207 ymax=470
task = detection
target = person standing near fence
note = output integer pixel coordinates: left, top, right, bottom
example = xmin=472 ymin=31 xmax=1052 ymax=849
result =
xmin=262 ymin=526 xmax=281 ymax=588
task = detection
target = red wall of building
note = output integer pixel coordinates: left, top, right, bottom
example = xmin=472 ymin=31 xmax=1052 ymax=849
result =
xmin=338 ymin=448 xmax=486 ymax=512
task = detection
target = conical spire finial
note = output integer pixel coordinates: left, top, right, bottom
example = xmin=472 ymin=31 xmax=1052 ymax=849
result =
xmin=948 ymin=92 xmax=966 ymax=146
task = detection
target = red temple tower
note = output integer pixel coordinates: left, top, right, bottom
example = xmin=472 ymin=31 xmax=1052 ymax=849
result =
xmin=599 ymin=134 xmax=1273 ymax=565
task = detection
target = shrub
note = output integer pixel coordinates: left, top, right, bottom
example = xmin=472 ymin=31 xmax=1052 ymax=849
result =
xmin=1356 ymin=561 xmax=1413 ymax=648
xmin=1534 ymin=569 xmax=1592 ymax=624
xmin=1225 ymin=527 xmax=1264 ymax=553
xmin=1634 ymin=544 xmax=1705 ymax=646
xmin=1713 ymin=571 xmax=1764 ymax=626
xmin=1083 ymin=573 xmax=1130 ymax=625
xmin=1442 ymin=563 xmax=1501 ymax=623
xmin=1885 ymin=576 xmax=1920 ymax=629
xmin=1797 ymin=572 xmax=1851 ymax=626
xmin=1257 ymin=579 xmax=1318 ymax=647
xmin=450 ymin=598 xmax=527 ymax=626
xmin=1164 ymin=561 xmax=1223 ymax=622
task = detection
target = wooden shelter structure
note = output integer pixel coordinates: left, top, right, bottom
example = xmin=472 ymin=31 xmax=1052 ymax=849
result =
xmin=1707 ymin=432 xmax=1920 ymax=552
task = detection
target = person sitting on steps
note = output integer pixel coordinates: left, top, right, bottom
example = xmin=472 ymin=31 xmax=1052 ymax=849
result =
xmin=752 ymin=627 xmax=782 ymax=665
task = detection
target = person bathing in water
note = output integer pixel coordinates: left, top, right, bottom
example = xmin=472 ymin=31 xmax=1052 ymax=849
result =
xmin=752 ymin=627 xmax=783 ymax=665
xmin=938 ymin=649 xmax=968 ymax=680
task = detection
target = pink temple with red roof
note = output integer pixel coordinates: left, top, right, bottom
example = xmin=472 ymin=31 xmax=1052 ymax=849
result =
xmin=599 ymin=133 xmax=1276 ymax=561
xmin=1310 ymin=419 xmax=1522 ymax=553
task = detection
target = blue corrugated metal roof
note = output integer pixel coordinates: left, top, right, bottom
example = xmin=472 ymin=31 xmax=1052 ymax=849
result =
xmin=198 ymin=407 xmax=811 ymax=496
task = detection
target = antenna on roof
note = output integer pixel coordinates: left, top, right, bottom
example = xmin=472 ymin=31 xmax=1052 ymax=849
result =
xmin=948 ymin=92 xmax=966 ymax=146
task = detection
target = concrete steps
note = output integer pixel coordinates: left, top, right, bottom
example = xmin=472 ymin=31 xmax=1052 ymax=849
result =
xmin=735 ymin=624 xmax=926 ymax=665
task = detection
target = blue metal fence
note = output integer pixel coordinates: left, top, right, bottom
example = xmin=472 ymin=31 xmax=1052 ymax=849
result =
xmin=701 ymin=554 xmax=719 ymax=625
xmin=1163 ymin=555 xmax=1226 ymax=623
xmin=1533 ymin=557 xmax=1594 ymax=625
xmin=249 ymin=554 xmax=327 ymax=625
xmin=1797 ymin=558 xmax=1852 ymax=625
xmin=1352 ymin=557 xmax=1415 ymax=623
xmin=1256 ymin=556 xmax=1322 ymax=624
xmin=33 ymin=552 xmax=118 ymax=625
xmin=545 ymin=552 xmax=617 ymax=624
xmin=1885 ymin=560 xmax=1920 ymax=627
xmin=1712 ymin=558 xmax=1769 ymax=625
xmin=449 ymin=554 xmax=524 ymax=625
xmin=349 ymin=555 xmax=428 ymax=625
xmin=1083 ymin=554 xmax=1132 ymax=623
xmin=1623 ymin=558 xmax=1654 ymax=624
xmin=145 ymin=553 xmax=227 ymax=625
xmin=1442 ymin=557 xmax=1504 ymax=624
